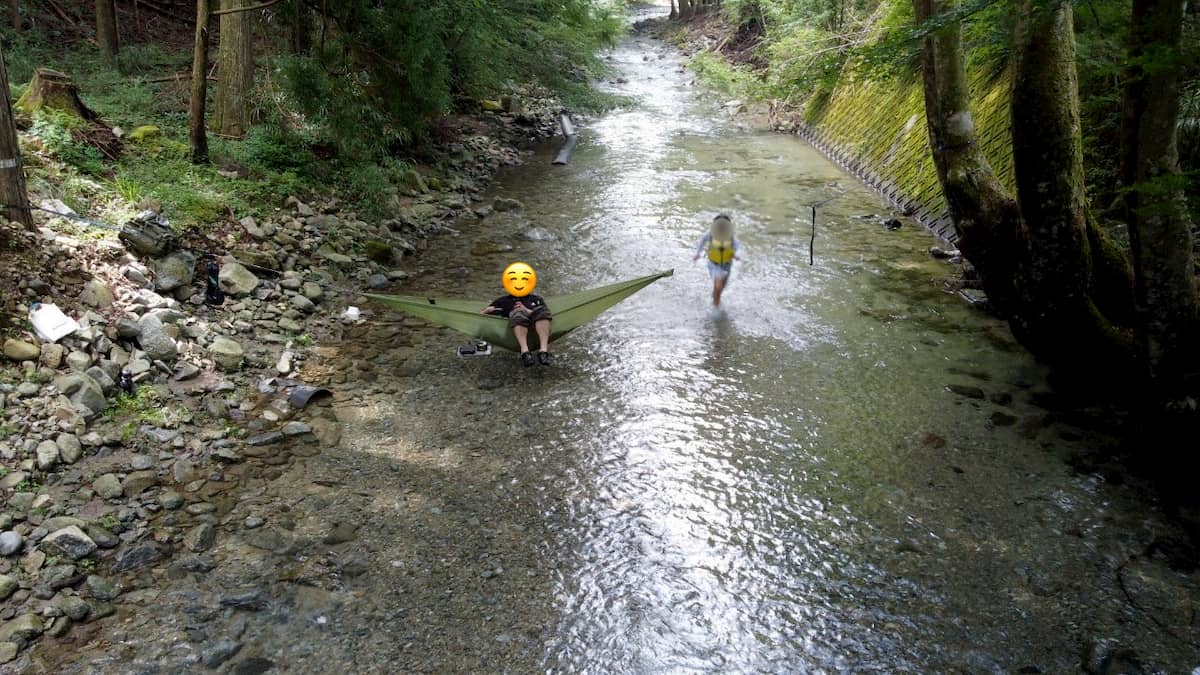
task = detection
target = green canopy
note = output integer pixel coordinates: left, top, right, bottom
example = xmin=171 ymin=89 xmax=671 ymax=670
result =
xmin=366 ymin=270 xmax=673 ymax=352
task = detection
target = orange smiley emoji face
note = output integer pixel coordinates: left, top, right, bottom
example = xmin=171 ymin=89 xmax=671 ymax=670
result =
xmin=502 ymin=262 xmax=537 ymax=297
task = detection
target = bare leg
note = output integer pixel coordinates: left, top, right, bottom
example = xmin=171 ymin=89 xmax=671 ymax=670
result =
xmin=534 ymin=319 xmax=551 ymax=352
xmin=712 ymin=276 xmax=728 ymax=306
xmin=512 ymin=325 xmax=531 ymax=353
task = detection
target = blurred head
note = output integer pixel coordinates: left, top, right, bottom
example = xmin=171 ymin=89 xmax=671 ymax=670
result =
xmin=712 ymin=213 xmax=732 ymax=237
xmin=502 ymin=262 xmax=537 ymax=297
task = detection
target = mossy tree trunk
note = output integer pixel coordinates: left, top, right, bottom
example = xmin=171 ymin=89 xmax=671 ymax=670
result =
xmin=912 ymin=0 xmax=1022 ymax=316
xmin=914 ymin=0 xmax=1136 ymax=376
xmin=215 ymin=0 xmax=254 ymax=138
xmin=96 ymin=0 xmax=120 ymax=67
xmin=15 ymin=69 xmax=100 ymax=120
xmin=189 ymin=0 xmax=211 ymax=164
xmin=1009 ymin=0 xmax=1134 ymax=367
xmin=1120 ymin=0 xmax=1200 ymax=388
xmin=0 ymin=43 xmax=32 ymax=229
xmin=8 ymin=0 xmax=19 ymax=34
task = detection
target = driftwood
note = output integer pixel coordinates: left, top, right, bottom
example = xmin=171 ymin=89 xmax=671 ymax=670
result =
xmin=552 ymin=112 xmax=577 ymax=166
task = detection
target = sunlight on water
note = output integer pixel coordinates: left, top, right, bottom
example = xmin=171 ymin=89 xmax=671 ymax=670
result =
xmin=442 ymin=6 xmax=1122 ymax=673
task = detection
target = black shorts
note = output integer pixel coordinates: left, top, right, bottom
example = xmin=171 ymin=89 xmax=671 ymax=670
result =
xmin=509 ymin=305 xmax=552 ymax=327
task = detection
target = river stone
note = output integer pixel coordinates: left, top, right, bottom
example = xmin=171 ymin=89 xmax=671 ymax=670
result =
xmin=130 ymin=454 xmax=155 ymax=471
xmin=3 ymin=339 xmax=39 ymax=361
xmin=289 ymin=295 xmax=316 ymax=313
xmin=121 ymin=470 xmax=158 ymax=496
xmin=42 ymin=517 xmax=85 ymax=531
xmin=219 ymin=261 xmax=260 ymax=297
xmin=116 ymin=317 xmax=141 ymax=339
xmin=367 ymin=274 xmax=389 ymax=290
xmin=92 ymin=474 xmax=123 ymax=500
xmin=0 ymin=472 xmax=24 ymax=491
xmin=209 ymin=337 xmax=245 ymax=371
xmin=8 ymin=493 xmax=35 ymax=512
xmin=220 ymin=588 xmax=268 ymax=611
xmin=66 ymin=350 xmax=92 ymax=372
xmin=56 ymin=433 xmax=83 ymax=464
xmin=85 ymin=575 xmax=118 ymax=601
xmin=79 ymin=280 xmax=115 ymax=308
xmin=301 ymin=282 xmax=323 ymax=301
xmin=0 ymin=614 xmax=43 ymax=643
xmin=138 ymin=314 xmax=178 ymax=362
xmin=85 ymin=525 xmax=119 ymax=549
xmin=0 ymin=643 xmax=17 ymax=664
xmin=110 ymin=543 xmax=163 ymax=573
xmin=0 ymin=532 xmax=22 ymax=557
xmin=42 ymin=526 xmax=96 ymax=560
xmin=58 ymin=596 xmax=91 ymax=622
xmin=278 ymin=317 xmax=303 ymax=332
xmin=85 ymin=365 xmax=117 ymax=396
xmin=154 ymin=250 xmax=197 ymax=292
xmin=0 ymin=574 xmax=15 ymax=599
xmin=493 ymin=197 xmax=523 ymax=212
xmin=36 ymin=440 xmax=60 ymax=470
xmin=204 ymin=640 xmax=243 ymax=668
xmin=159 ymin=490 xmax=184 ymax=510
xmin=185 ymin=523 xmax=216 ymax=552
xmin=54 ymin=373 xmax=107 ymax=417
xmin=42 ymin=563 xmax=78 ymax=590
xmin=39 ymin=343 xmax=65 ymax=369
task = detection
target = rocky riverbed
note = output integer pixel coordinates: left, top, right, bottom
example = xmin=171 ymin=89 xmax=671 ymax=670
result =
xmin=0 ymin=90 xmax=567 ymax=673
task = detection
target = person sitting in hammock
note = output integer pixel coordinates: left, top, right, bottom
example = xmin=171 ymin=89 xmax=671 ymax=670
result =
xmin=692 ymin=213 xmax=743 ymax=307
xmin=482 ymin=262 xmax=553 ymax=367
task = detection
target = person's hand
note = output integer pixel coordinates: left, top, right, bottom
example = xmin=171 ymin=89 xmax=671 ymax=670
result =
xmin=481 ymin=306 xmax=496 ymax=314
xmin=513 ymin=301 xmax=528 ymax=311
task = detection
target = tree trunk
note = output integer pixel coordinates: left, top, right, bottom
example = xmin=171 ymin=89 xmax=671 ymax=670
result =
xmin=189 ymin=0 xmax=211 ymax=164
xmin=670 ymin=0 xmax=677 ymax=20
xmin=8 ymin=0 xmax=19 ymax=33
xmin=1009 ymin=0 xmax=1131 ymax=366
xmin=15 ymin=68 xmax=100 ymax=119
xmin=215 ymin=0 xmax=254 ymax=138
xmin=95 ymin=0 xmax=120 ymax=67
xmin=1120 ymin=0 xmax=1200 ymax=386
xmin=290 ymin=3 xmax=312 ymax=54
xmin=0 ymin=44 xmax=32 ymax=229
xmin=914 ymin=0 xmax=1135 ymax=376
xmin=913 ymin=0 xmax=1022 ymax=317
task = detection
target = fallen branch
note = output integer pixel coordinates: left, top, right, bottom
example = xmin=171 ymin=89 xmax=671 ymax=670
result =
xmin=123 ymin=0 xmax=192 ymax=24
xmin=148 ymin=72 xmax=218 ymax=83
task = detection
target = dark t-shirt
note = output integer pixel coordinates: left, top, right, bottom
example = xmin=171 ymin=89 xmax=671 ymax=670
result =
xmin=486 ymin=293 xmax=546 ymax=317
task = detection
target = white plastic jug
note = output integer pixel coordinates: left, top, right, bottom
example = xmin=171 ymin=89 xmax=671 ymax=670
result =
xmin=29 ymin=302 xmax=80 ymax=343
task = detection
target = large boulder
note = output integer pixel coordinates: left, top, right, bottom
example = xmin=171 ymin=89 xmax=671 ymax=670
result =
xmin=154 ymin=250 xmax=197 ymax=292
xmin=137 ymin=314 xmax=178 ymax=362
xmin=218 ymin=260 xmax=259 ymax=297
xmin=79 ymin=280 xmax=115 ymax=308
xmin=3 ymin=339 xmax=39 ymax=361
xmin=53 ymin=373 xmax=107 ymax=418
xmin=56 ymin=433 xmax=83 ymax=464
xmin=209 ymin=337 xmax=244 ymax=372
xmin=0 ymin=614 xmax=42 ymax=643
xmin=36 ymin=441 xmax=59 ymax=470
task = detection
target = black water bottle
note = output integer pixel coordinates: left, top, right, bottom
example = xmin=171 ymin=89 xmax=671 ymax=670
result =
xmin=118 ymin=368 xmax=134 ymax=395
xmin=205 ymin=257 xmax=225 ymax=306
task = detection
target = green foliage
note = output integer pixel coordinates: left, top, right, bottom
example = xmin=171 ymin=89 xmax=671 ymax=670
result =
xmin=278 ymin=0 xmax=625 ymax=156
xmin=689 ymin=51 xmax=762 ymax=98
xmin=105 ymin=387 xmax=167 ymax=426
xmin=31 ymin=110 xmax=105 ymax=175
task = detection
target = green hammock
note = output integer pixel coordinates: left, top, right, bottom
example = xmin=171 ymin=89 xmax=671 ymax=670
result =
xmin=366 ymin=270 xmax=673 ymax=352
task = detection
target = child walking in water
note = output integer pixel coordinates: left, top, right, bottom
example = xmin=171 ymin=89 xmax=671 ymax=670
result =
xmin=692 ymin=213 xmax=742 ymax=307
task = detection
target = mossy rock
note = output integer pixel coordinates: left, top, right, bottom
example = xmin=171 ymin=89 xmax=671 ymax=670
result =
xmin=401 ymin=168 xmax=427 ymax=193
xmin=128 ymin=126 xmax=163 ymax=143
xmin=364 ymin=240 xmax=395 ymax=265
xmin=480 ymin=99 xmax=504 ymax=113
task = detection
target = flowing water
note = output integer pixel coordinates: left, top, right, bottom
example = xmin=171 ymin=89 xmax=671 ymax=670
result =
xmin=354 ymin=10 xmax=1198 ymax=672
xmin=57 ymin=7 xmax=1198 ymax=673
